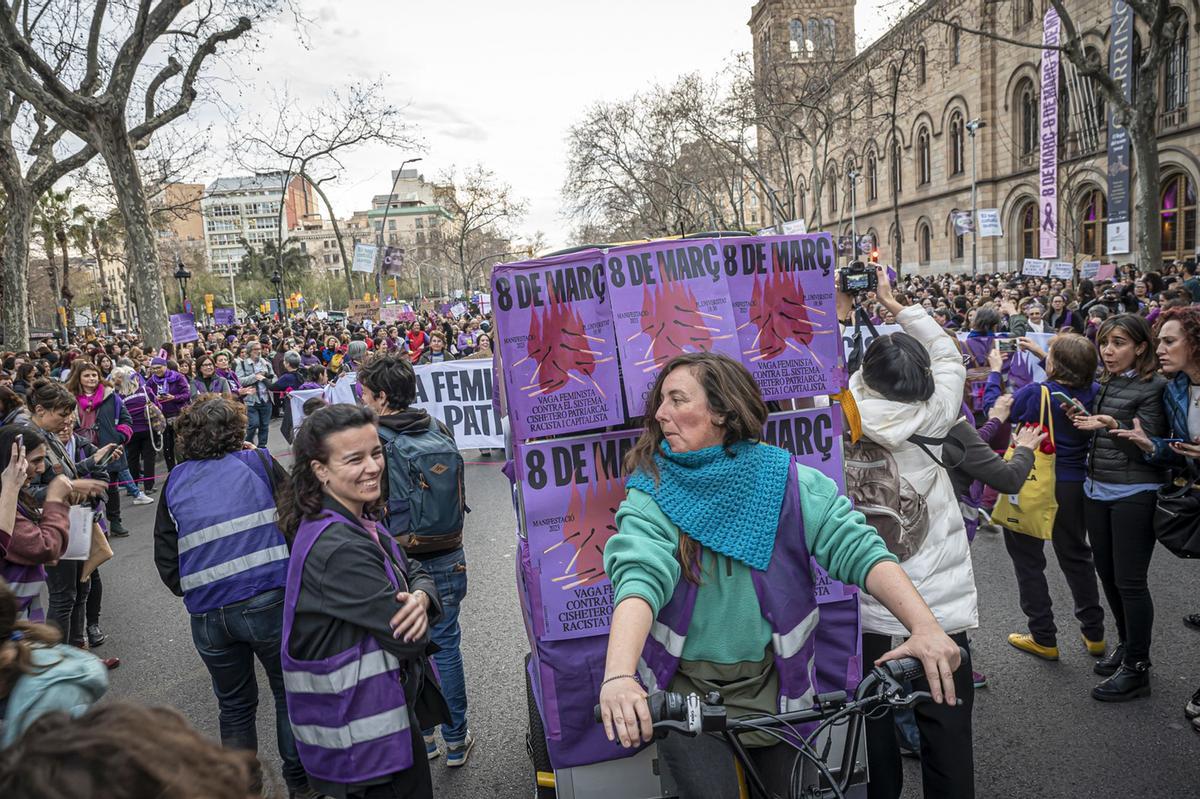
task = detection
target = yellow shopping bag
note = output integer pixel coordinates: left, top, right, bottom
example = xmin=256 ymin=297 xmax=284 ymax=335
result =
xmin=993 ymin=386 xmax=1058 ymax=540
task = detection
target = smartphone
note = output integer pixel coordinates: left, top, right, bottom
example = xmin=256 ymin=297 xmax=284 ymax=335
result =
xmin=1050 ymin=390 xmax=1088 ymax=414
xmin=94 ymin=446 xmax=119 ymax=469
xmin=1163 ymin=438 xmax=1192 ymax=445
xmin=995 ymin=338 xmax=1018 ymax=353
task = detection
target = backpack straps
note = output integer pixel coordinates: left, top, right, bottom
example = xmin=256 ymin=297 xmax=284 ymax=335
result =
xmin=907 ymin=432 xmax=966 ymax=471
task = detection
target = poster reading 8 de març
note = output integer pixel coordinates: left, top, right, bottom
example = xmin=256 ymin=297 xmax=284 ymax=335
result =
xmin=605 ymin=240 xmax=741 ymax=417
xmin=726 ymin=234 xmax=843 ymax=400
xmin=516 ymin=428 xmax=641 ymax=641
xmin=492 ymin=250 xmax=624 ymax=441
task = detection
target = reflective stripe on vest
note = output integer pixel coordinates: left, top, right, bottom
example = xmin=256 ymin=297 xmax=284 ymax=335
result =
xmin=179 ymin=545 xmax=290 ymax=592
xmin=0 ymin=560 xmax=45 ymax=622
xmin=283 ymin=648 xmax=401 ymax=695
xmin=178 ymin=509 xmax=279 ymax=554
xmin=771 ymin=606 xmax=819 ymax=660
xmin=650 ymin=620 xmax=686 ymax=659
xmin=291 ymin=706 xmax=411 ymax=750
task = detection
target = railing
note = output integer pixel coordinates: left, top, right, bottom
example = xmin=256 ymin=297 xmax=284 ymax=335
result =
xmin=1159 ymin=107 xmax=1188 ymax=130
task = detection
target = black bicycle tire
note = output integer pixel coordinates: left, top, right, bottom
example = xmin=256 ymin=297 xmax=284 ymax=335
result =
xmin=525 ymin=653 xmax=557 ymax=799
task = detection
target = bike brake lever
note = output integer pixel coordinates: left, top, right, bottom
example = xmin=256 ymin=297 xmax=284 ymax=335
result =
xmin=652 ymin=720 xmax=700 ymax=738
xmin=891 ymin=690 xmax=935 ymax=709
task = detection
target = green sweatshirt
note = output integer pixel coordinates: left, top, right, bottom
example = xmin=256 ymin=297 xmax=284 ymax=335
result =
xmin=605 ymin=464 xmax=897 ymax=664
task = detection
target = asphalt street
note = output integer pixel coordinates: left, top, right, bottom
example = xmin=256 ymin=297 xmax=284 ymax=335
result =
xmin=94 ymin=420 xmax=1200 ymax=798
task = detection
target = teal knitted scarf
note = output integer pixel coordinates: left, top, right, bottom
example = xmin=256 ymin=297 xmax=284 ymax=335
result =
xmin=626 ymin=439 xmax=793 ymax=571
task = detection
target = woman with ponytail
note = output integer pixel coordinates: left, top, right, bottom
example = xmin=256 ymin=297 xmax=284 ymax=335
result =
xmin=277 ymin=404 xmax=447 ymax=799
xmin=0 ymin=574 xmax=108 ymax=747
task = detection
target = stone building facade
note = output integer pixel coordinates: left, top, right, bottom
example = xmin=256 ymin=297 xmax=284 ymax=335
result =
xmin=748 ymin=0 xmax=1198 ymax=274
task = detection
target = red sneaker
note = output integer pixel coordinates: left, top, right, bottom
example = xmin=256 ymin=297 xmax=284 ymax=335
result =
xmin=102 ymin=657 xmax=121 ymax=670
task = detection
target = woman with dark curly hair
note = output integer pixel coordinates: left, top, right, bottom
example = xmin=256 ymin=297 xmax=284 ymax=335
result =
xmin=0 ymin=702 xmax=260 ymax=798
xmin=276 ymin=404 xmax=446 ymax=799
xmin=152 ymin=395 xmax=310 ymax=797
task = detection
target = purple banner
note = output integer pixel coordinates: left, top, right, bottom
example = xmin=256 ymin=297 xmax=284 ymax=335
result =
xmin=517 ymin=406 xmax=845 ymax=641
xmin=1106 ymin=0 xmax=1134 ymax=254
xmin=492 ymin=250 xmax=624 ymax=440
xmin=169 ymin=312 xmax=198 ymax=343
xmin=725 ymin=234 xmax=843 ymax=400
xmin=1039 ymin=8 xmax=1061 ymax=258
xmin=213 ymin=307 xmax=235 ymax=326
xmin=605 ymin=240 xmax=741 ymax=416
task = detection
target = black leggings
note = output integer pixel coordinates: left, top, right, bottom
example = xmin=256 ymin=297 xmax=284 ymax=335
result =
xmin=1085 ymin=491 xmax=1158 ymax=663
xmin=862 ymin=631 xmax=975 ymax=799
xmin=126 ymin=430 xmax=158 ymax=492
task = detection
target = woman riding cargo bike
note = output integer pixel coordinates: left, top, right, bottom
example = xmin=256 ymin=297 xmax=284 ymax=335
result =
xmin=598 ymin=345 xmax=965 ymax=799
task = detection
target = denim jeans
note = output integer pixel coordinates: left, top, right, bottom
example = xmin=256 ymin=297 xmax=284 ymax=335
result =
xmin=115 ymin=467 xmax=142 ymax=497
xmin=46 ymin=560 xmax=90 ymax=646
xmin=411 ymin=547 xmax=469 ymax=744
xmin=189 ymin=588 xmax=307 ymax=791
xmin=244 ymin=402 xmax=272 ymax=449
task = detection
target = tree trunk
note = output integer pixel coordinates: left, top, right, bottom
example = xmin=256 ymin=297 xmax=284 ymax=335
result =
xmin=95 ymin=116 xmax=169 ymax=348
xmin=57 ymin=230 xmax=73 ymax=340
xmin=1129 ymin=116 xmax=1163 ymax=271
xmin=43 ymin=231 xmax=66 ymax=344
xmin=1 ymin=189 xmax=31 ymax=349
xmin=303 ymin=174 xmax=355 ymax=297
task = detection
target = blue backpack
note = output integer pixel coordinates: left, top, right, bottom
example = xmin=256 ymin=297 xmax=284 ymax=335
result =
xmin=379 ymin=419 xmax=466 ymax=553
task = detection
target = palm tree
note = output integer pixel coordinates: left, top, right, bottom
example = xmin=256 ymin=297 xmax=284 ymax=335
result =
xmin=33 ymin=188 xmax=73 ymax=343
xmin=69 ymin=208 xmax=124 ymax=330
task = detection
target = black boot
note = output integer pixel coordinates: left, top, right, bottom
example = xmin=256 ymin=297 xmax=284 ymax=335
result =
xmin=1092 ymin=660 xmax=1151 ymax=702
xmin=1093 ymin=642 xmax=1125 ymax=677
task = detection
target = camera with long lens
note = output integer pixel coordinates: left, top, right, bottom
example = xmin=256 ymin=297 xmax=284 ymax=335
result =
xmin=1098 ymin=289 xmax=1123 ymax=311
xmin=838 ymin=260 xmax=878 ymax=296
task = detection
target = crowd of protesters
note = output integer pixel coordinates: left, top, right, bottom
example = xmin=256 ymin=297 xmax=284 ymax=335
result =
xmin=0 ymin=252 xmax=1194 ymax=798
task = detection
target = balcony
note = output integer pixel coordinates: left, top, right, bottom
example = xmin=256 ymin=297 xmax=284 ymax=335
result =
xmin=1159 ymin=106 xmax=1188 ymax=130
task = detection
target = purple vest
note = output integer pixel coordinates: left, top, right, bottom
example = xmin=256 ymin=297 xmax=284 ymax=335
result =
xmin=167 ymin=451 xmax=288 ymax=614
xmin=638 ymin=462 xmax=820 ymax=716
xmin=281 ymin=512 xmax=414 ymax=784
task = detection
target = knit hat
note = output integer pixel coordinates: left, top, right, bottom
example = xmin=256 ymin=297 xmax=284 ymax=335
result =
xmin=150 ymin=357 xmax=168 ymax=366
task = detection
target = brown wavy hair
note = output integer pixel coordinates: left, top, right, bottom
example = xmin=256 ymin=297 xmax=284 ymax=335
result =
xmin=622 ymin=352 xmax=769 ymax=584
xmin=1155 ymin=305 xmax=1200 ymax=366
xmin=1096 ymin=314 xmax=1159 ymax=381
xmin=0 ymin=702 xmax=261 ymax=798
xmin=1045 ymin=333 xmax=1097 ymax=388
xmin=174 ymin=395 xmax=248 ymax=462
xmin=63 ymin=360 xmax=107 ymax=397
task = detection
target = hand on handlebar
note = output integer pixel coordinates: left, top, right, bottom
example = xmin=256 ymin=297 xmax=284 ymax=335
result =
xmin=875 ymin=626 xmax=962 ymax=706
xmin=598 ymin=675 xmax=652 ymax=749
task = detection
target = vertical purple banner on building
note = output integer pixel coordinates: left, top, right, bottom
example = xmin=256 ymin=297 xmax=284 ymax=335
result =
xmin=492 ymin=250 xmax=624 ymax=441
xmin=1106 ymin=0 xmax=1134 ymax=255
xmin=605 ymin=240 xmax=741 ymax=417
xmin=1039 ymin=8 xmax=1061 ymax=259
xmin=516 ymin=428 xmax=640 ymax=641
xmin=725 ymin=234 xmax=843 ymax=400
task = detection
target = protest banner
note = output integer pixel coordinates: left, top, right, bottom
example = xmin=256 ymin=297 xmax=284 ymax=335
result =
xmin=1039 ymin=8 xmax=1061 ymax=259
xmin=1004 ymin=331 xmax=1054 ymax=388
xmin=952 ymin=211 xmax=974 ymax=236
xmin=1049 ymin=261 xmax=1074 ymax=279
xmin=1022 ymin=258 xmax=1049 ymax=277
xmin=382 ymin=246 xmax=405 ymax=276
xmin=1080 ymin=260 xmax=1101 ymax=280
xmin=450 ymin=302 xmax=467 ymax=317
xmin=780 ymin=219 xmax=808 ymax=235
xmin=1106 ymin=0 xmax=1134 ymax=255
xmin=213 ymin=308 xmax=235 ymax=325
xmin=977 ymin=209 xmax=1003 ymax=237
xmin=169 ymin=312 xmax=198 ymax=343
xmin=841 ymin=323 xmax=903 ymax=366
xmin=413 ymin=360 xmax=504 ymax=449
xmin=379 ymin=306 xmax=402 ymax=323
xmin=606 ymin=239 xmax=741 ymax=416
xmin=352 ymin=243 xmax=377 ymax=273
xmin=493 ymin=250 xmax=624 ymax=440
xmin=724 ymin=234 xmax=842 ymax=400
xmin=1096 ymin=263 xmax=1117 ymax=281
xmin=517 ymin=405 xmax=846 ymax=641
xmin=288 ymin=388 xmax=327 ymax=432
xmin=346 ymin=299 xmax=379 ymax=322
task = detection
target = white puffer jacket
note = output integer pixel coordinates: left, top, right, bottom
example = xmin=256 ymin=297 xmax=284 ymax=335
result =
xmin=850 ymin=305 xmax=979 ymax=637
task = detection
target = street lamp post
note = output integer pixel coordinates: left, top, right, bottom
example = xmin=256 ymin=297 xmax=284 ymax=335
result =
xmin=846 ymin=168 xmax=860 ymax=261
xmin=376 ymin=157 xmax=424 ymax=303
xmin=965 ymin=118 xmax=986 ymax=277
xmin=173 ymin=258 xmax=191 ymax=314
xmin=270 ymin=269 xmax=283 ymax=321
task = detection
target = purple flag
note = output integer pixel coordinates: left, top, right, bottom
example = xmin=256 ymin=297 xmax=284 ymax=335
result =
xmin=1039 ymin=8 xmax=1061 ymax=258
xmin=492 ymin=250 xmax=624 ymax=440
xmin=605 ymin=240 xmax=741 ymax=416
xmin=724 ymin=234 xmax=844 ymax=400
xmin=169 ymin=312 xmax=198 ymax=343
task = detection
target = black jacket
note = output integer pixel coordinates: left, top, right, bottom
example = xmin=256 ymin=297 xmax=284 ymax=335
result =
xmin=1086 ymin=374 xmax=1169 ymax=486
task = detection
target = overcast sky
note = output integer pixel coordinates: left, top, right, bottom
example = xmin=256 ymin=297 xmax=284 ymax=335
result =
xmin=203 ymin=1 xmax=894 ymax=250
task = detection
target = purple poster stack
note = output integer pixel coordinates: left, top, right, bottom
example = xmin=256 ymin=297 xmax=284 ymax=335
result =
xmin=724 ymin=234 xmax=843 ymax=399
xmin=492 ymin=250 xmax=624 ymax=441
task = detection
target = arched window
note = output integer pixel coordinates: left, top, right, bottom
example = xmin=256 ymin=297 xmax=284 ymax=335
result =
xmin=827 ymin=168 xmax=838 ymax=215
xmin=807 ymin=18 xmax=820 ymax=56
xmin=1019 ymin=201 xmax=1039 ymax=264
xmin=1018 ymin=79 xmax=1038 ymax=159
xmin=1162 ymin=11 xmax=1189 ymax=125
xmin=888 ymin=224 xmax=901 ymax=263
xmin=949 ymin=112 xmax=965 ymax=176
xmin=891 ymin=139 xmax=903 ymax=195
xmin=798 ymin=189 xmax=806 ymax=220
xmin=867 ymin=151 xmax=879 ymax=201
xmin=1077 ymin=189 xmax=1107 ymax=260
xmin=951 ymin=26 xmax=961 ymax=65
xmin=788 ymin=19 xmax=805 ymax=58
xmin=1161 ymin=172 xmax=1197 ymax=262
xmin=917 ymin=221 xmax=932 ymax=264
xmin=824 ymin=18 xmax=836 ymax=53
xmin=917 ymin=127 xmax=931 ymax=185
xmin=917 ymin=46 xmax=927 ymax=85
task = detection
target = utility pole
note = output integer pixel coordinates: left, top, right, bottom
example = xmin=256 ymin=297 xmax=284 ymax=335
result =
xmin=966 ymin=118 xmax=986 ymax=277
xmin=375 ymin=157 xmax=423 ymax=302
xmin=846 ymin=168 xmax=860 ymax=262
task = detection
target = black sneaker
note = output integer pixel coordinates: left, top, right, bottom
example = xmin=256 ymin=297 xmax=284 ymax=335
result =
xmin=1185 ymin=686 xmax=1200 ymax=720
xmin=87 ymin=624 xmax=107 ymax=648
xmin=1093 ymin=643 xmax=1125 ymax=677
xmin=109 ymin=522 xmax=130 ymax=538
xmin=1184 ymin=614 xmax=1200 ymax=632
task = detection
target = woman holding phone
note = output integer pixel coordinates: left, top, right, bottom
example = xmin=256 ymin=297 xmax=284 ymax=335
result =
xmin=65 ymin=360 xmax=133 ymax=538
xmin=1069 ymin=315 xmax=1167 ymax=701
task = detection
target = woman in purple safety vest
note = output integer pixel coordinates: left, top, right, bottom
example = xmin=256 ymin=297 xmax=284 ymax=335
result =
xmin=598 ymin=352 xmax=963 ymax=799
xmin=277 ymin=404 xmax=448 ymax=799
